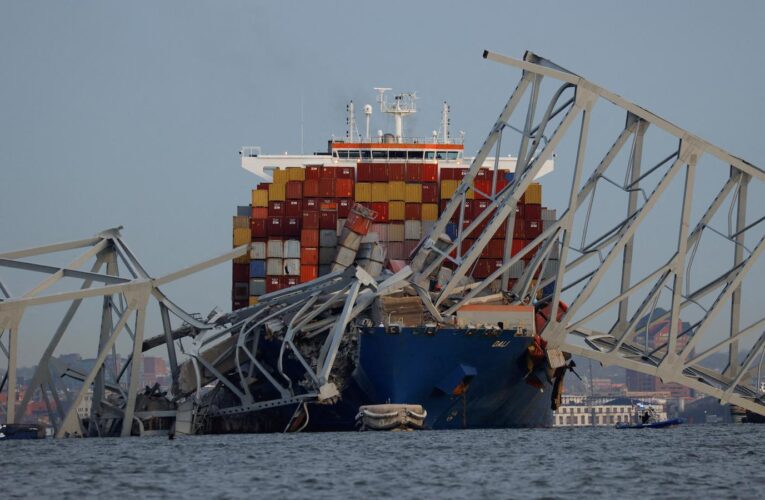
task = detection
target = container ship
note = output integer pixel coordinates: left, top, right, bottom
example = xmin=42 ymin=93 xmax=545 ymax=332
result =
xmin=219 ymin=90 xmax=563 ymax=432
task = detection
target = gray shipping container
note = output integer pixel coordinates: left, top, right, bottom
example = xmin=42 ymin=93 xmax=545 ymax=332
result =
xmin=404 ymin=220 xmax=422 ymax=240
xmin=337 ymin=219 xmax=346 ymax=235
xmin=267 ymin=239 xmax=284 ymax=258
xmin=508 ymin=260 xmax=525 ymax=279
xmin=249 ymin=278 xmax=266 ymax=296
xmin=319 ymin=247 xmax=335 ymax=265
xmin=250 ymin=241 xmax=267 ymax=260
xmin=542 ymin=259 xmax=559 ymax=278
xmin=319 ymin=229 xmax=338 ymax=248
xmin=284 ymin=258 xmax=301 ymax=276
xmin=266 ymin=258 xmax=284 ymax=276
xmin=283 ymin=239 xmax=301 ymax=259
xmin=388 ymin=223 xmax=405 ymax=242
xmin=319 ymin=264 xmax=332 ymax=276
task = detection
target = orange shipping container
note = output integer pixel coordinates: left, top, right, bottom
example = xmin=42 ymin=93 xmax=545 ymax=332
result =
xmin=251 ymin=207 xmax=268 ymax=219
xmin=268 ymin=182 xmax=286 ymax=201
xmin=286 ymin=180 xmax=303 ymax=199
xmin=336 ymin=178 xmax=354 ymax=198
xmin=300 ymin=247 xmax=319 ymax=265
xmin=355 ymin=182 xmax=372 ymax=202
xmin=301 ymin=229 xmax=320 ymax=247
xmin=300 ymin=265 xmax=319 ymax=283
xmin=388 ymin=181 xmax=406 ymax=200
xmin=371 ymin=183 xmax=389 ymax=202
xmin=405 ymin=183 xmax=422 ymax=203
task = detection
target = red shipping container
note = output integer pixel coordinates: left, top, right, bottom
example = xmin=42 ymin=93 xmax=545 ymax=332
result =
xmin=475 ymin=168 xmax=490 ymax=180
xmin=267 ymin=216 xmax=283 ymax=236
xmin=303 ymin=198 xmax=320 ymax=211
xmin=370 ymin=202 xmax=389 ymax=222
xmin=405 ymin=203 xmax=421 ymax=220
xmin=405 ymin=163 xmax=421 ymax=182
xmin=441 ymin=168 xmax=456 ymax=180
xmin=474 ymin=259 xmax=502 ymax=279
xmin=232 ymin=300 xmax=248 ymax=310
xmin=300 ymin=265 xmax=318 ymax=283
xmin=371 ymin=163 xmax=389 ymax=182
xmin=284 ymin=216 xmax=301 ymax=237
xmin=300 ymin=247 xmax=319 ymax=265
xmin=421 ymin=163 xmax=438 ymax=182
xmin=494 ymin=217 xmax=507 ymax=238
xmin=305 ymin=165 xmax=321 ymax=180
xmin=286 ymin=180 xmax=303 ymax=199
xmin=472 ymin=199 xmax=490 ymax=217
xmin=474 ymin=179 xmax=492 ymax=200
xmin=357 ymin=162 xmax=373 ymax=182
xmin=482 ymin=239 xmax=505 ymax=259
xmin=232 ymin=263 xmax=249 ymax=282
xmin=266 ymin=276 xmax=283 ymax=293
xmin=456 ymin=168 xmax=469 ymax=179
xmin=338 ymin=198 xmax=352 ymax=218
xmin=283 ymin=276 xmax=299 ymax=288
xmin=319 ymin=178 xmax=336 ymax=197
xmin=303 ymin=179 xmax=320 ymax=197
xmin=320 ymin=211 xmax=337 ymax=229
xmin=337 ymin=166 xmax=354 ymax=179
xmin=515 ymin=203 xmax=525 ymax=219
xmin=525 ymin=204 xmax=542 ymax=220
xmin=301 ymin=229 xmax=320 ymax=247
xmin=250 ymin=218 xmax=267 ymax=238
xmin=511 ymin=238 xmax=527 ymax=256
xmin=268 ymin=201 xmax=285 ymax=216
xmin=335 ymin=179 xmax=354 ymax=198
xmin=513 ymin=218 xmax=526 ymax=239
xmin=387 ymin=163 xmax=405 ymax=181
xmin=320 ymin=166 xmax=336 ymax=179
xmin=285 ymin=199 xmax=302 ymax=216
xmin=347 ymin=210 xmax=372 ymax=235
xmin=525 ymin=219 xmax=542 ymax=239
xmin=251 ymin=207 xmax=268 ymax=219
xmin=257 ymin=183 xmax=270 ymax=191
xmin=302 ymin=211 xmax=319 ymax=229
xmin=421 ymin=182 xmax=438 ymax=203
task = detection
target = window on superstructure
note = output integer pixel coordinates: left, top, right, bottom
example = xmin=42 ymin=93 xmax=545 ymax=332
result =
xmin=425 ymin=151 xmax=436 ymax=160
xmin=389 ymin=150 xmax=406 ymax=159
xmin=447 ymin=152 xmax=459 ymax=160
xmin=372 ymin=150 xmax=387 ymax=159
xmin=338 ymin=151 xmax=349 ymax=159
xmin=408 ymin=150 xmax=424 ymax=159
xmin=436 ymin=151 xmax=448 ymax=160
xmin=348 ymin=150 xmax=360 ymax=159
xmin=360 ymin=150 xmax=371 ymax=159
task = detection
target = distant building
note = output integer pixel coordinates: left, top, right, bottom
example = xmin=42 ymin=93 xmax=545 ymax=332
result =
xmin=625 ymin=308 xmax=694 ymax=399
xmin=141 ymin=356 xmax=170 ymax=388
xmin=553 ymin=395 xmax=668 ymax=427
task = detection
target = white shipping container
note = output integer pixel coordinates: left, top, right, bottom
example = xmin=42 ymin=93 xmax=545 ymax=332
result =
xmin=339 ymin=227 xmax=362 ymax=251
xmin=371 ymin=223 xmax=388 ymax=242
xmin=337 ymin=219 xmax=346 ymax=235
xmin=319 ymin=247 xmax=335 ymax=265
xmin=334 ymin=245 xmax=357 ymax=268
xmin=542 ymin=259 xmax=559 ymax=278
xmin=249 ymin=278 xmax=266 ymax=296
xmin=267 ymin=239 xmax=284 ymax=258
xmin=266 ymin=258 xmax=284 ymax=276
xmin=284 ymin=258 xmax=301 ymax=276
xmin=283 ymin=239 xmax=301 ymax=259
xmin=541 ymin=208 xmax=557 ymax=221
xmin=421 ymin=221 xmax=436 ymax=237
xmin=404 ymin=220 xmax=422 ymax=240
xmin=388 ymin=223 xmax=405 ymax=242
xmin=250 ymin=241 xmax=267 ymax=260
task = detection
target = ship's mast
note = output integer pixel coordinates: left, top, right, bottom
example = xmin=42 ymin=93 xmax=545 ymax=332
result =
xmin=441 ymin=101 xmax=450 ymax=144
xmin=375 ymin=88 xmax=417 ymax=143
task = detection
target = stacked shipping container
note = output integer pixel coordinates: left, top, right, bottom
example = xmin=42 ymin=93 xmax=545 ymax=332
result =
xmin=232 ymin=163 xmax=551 ymax=310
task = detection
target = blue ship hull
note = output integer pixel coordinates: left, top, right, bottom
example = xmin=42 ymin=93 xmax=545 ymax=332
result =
xmin=298 ymin=327 xmax=553 ymax=431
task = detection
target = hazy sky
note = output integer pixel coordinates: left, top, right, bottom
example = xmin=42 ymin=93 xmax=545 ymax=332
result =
xmin=2 ymin=1 xmax=764 ymax=364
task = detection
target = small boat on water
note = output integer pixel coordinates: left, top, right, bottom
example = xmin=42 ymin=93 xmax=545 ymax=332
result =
xmin=616 ymin=418 xmax=683 ymax=429
xmin=0 ymin=424 xmax=47 ymax=440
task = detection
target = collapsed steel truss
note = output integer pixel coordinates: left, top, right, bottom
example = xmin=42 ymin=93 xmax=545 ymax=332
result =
xmin=2 ymin=50 xmax=764 ymax=437
xmin=411 ymin=50 xmax=765 ymax=415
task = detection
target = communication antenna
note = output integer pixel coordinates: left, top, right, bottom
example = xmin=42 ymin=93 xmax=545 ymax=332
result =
xmin=346 ymin=101 xmax=358 ymax=142
xmin=374 ymin=87 xmax=417 ymax=143
xmin=364 ymin=104 xmax=373 ymax=142
xmin=441 ymin=101 xmax=450 ymax=144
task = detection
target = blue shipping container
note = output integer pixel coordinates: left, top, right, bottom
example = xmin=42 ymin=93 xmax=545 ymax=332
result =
xmin=249 ymin=259 xmax=266 ymax=278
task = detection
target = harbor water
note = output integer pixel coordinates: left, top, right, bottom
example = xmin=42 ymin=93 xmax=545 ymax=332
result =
xmin=1 ymin=425 xmax=763 ymax=498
